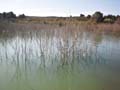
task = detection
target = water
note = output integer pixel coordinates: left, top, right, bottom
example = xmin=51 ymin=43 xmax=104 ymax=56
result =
xmin=0 ymin=28 xmax=120 ymax=90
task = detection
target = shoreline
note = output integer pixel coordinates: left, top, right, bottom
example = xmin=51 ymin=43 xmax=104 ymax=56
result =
xmin=0 ymin=15 xmax=120 ymax=37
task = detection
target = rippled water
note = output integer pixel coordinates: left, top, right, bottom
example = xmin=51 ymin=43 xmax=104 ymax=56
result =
xmin=0 ymin=29 xmax=120 ymax=90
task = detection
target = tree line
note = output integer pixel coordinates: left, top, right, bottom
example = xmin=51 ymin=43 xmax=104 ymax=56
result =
xmin=0 ymin=11 xmax=26 ymax=20
xmin=77 ymin=11 xmax=120 ymax=24
xmin=0 ymin=11 xmax=120 ymax=24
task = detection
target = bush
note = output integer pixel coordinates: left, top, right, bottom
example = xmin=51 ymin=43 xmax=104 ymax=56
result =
xmin=103 ymin=15 xmax=116 ymax=23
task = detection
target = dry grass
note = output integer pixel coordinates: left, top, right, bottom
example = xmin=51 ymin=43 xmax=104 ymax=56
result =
xmin=0 ymin=17 xmax=120 ymax=36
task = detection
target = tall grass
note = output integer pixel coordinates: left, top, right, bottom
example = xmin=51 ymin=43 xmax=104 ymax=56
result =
xmin=0 ymin=24 xmax=108 ymax=69
xmin=0 ymin=23 xmax=120 ymax=90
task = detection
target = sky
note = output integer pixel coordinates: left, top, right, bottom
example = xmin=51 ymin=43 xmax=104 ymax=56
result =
xmin=0 ymin=0 xmax=120 ymax=16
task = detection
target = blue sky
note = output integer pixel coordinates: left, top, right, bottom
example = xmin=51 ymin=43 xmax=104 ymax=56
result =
xmin=0 ymin=0 xmax=120 ymax=16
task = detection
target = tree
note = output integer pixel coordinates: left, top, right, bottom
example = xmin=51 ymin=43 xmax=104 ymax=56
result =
xmin=6 ymin=12 xmax=16 ymax=18
xmin=0 ymin=13 xmax=3 ymax=19
xmin=0 ymin=12 xmax=16 ymax=19
xmin=3 ymin=12 xmax=7 ymax=18
xmin=18 ymin=14 xmax=26 ymax=18
xmin=87 ymin=15 xmax=91 ymax=19
xmin=92 ymin=11 xmax=103 ymax=23
xmin=80 ymin=14 xmax=85 ymax=17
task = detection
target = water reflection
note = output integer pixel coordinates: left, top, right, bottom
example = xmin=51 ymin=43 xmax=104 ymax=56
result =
xmin=0 ymin=29 xmax=120 ymax=90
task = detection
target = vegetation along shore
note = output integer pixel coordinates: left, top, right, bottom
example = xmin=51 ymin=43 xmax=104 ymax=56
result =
xmin=0 ymin=11 xmax=120 ymax=34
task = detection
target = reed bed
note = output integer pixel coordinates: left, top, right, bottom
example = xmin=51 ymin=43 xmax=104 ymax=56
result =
xmin=0 ymin=22 xmax=120 ymax=90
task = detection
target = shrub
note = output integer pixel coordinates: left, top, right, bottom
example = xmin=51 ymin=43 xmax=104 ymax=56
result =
xmin=103 ymin=15 xmax=116 ymax=23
